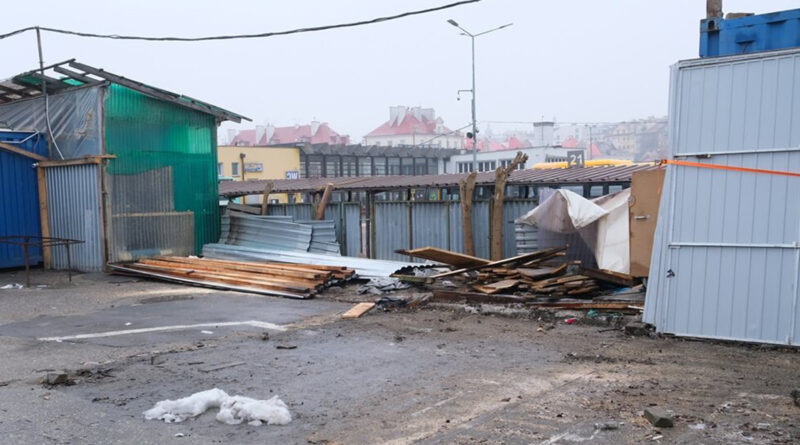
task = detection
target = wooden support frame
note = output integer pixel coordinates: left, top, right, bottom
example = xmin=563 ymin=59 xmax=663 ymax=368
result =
xmin=489 ymin=152 xmax=528 ymax=260
xmin=458 ymin=171 xmax=477 ymax=255
xmin=37 ymin=155 xmax=115 ymax=168
xmin=0 ymin=141 xmax=47 ymax=161
xmin=36 ymin=167 xmax=51 ymax=267
xmin=260 ymin=181 xmax=274 ymax=215
xmin=315 ymin=183 xmax=334 ymax=220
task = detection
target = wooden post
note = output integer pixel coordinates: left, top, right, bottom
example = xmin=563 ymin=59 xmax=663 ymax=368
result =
xmin=315 ymin=183 xmax=334 ymax=220
xmin=489 ymin=151 xmax=528 ymax=260
xmin=260 ymin=182 xmax=274 ymax=215
xmin=458 ymin=171 xmax=477 ymax=255
xmin=36 ymin=166 xmax=51 ymax=268
xmin=0 ymin=141 xmax=47 ymax=161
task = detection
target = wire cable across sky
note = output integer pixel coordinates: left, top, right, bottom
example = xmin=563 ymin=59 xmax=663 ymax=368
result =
xmin=0 ymin=0 xmax=480 ymax=42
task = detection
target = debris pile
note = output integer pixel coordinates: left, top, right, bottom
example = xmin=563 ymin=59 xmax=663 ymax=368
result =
xmin=109 ymin=256 xmax=354 ymax=299
xmin=394 ymin=246 xmax=644 ymax=311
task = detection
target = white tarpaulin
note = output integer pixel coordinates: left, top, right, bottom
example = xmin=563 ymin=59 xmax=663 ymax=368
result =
xmin=516 ymin=188 xmax=631 ymax=273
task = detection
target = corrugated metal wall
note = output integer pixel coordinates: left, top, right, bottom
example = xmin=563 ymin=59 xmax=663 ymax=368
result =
xmin=0 ymin=132 xmax=47 ymax=268
xmin=43 ymin=164 xmax=104 ymax=271
xmin=373 ymin=200 xmax=537 ymax=261
xmin=104 ymin=84 xmax=219 ymax=261
xmin=645 ymin=49 xmax=800 ymax=345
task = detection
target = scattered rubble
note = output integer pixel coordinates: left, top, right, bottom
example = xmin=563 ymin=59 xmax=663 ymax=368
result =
xmin=644 ymin=407 xmax=674 ymax=427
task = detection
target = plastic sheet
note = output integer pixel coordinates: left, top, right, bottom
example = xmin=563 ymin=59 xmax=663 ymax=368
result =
xmin=0 ymin=86 xmax=102 ymax=159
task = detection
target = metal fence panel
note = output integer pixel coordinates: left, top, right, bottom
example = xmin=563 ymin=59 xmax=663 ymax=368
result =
xmin=343 ymin=203 xmax=361 ymax=257
xmin=411 ymin=202 xmax=451 ymax=253
xmin=502 ymin=200 xmax=538 ymax=258
xmin=374 ymin=202 xmax=410 ymax=261
xmin=645 ymin=49 xmax=800 ymax=345
xmin=44 ymin=164 xmax=104 ymax=271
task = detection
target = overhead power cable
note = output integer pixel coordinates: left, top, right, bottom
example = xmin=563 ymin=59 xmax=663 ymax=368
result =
xmin=0 ymin=0 xmax=481 ymax=41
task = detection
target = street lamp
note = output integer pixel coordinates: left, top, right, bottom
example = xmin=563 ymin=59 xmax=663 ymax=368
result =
xmin=448 ymin=19 xmax=513 ymax=172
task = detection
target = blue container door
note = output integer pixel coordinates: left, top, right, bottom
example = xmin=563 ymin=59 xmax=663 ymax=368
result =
xmin=0 ymin=131 xmax=47 ymax=268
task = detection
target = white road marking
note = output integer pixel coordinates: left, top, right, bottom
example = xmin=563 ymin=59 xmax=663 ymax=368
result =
xmin=38 ymin=320 xmax=286 ymax=342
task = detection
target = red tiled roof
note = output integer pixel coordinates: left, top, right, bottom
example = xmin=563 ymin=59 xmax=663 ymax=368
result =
xmin=561 ymin=136 xmax=579 ymax=148
xmin=366 ymin=113 xmax=451 ymax=137
xmin=230 ymin=123 xmax=349 ymax=146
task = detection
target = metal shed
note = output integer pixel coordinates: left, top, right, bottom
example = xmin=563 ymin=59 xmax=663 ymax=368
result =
xmin=0 ymin=131 xmax=47 ymax=268
xmin=0 ymin=60 xmax=247 ymax=271
xmin=644 ymin=48 xmax=800 ymax=345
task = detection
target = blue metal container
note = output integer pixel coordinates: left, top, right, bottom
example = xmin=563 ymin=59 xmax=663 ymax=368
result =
xmin=700 ymin=9 xmax=800 ymax=57
xmin=0 ymin=131 xmax=47 ymax=268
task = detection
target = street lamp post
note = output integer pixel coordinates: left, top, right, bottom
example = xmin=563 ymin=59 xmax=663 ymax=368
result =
xmin=447 ymin=19 xmax=512 ymax=172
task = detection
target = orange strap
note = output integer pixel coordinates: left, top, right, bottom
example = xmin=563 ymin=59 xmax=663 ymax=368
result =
xmin=660 ymin=159 xmax=800 ymax=178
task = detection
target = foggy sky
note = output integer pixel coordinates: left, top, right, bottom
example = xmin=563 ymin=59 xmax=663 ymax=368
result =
xmin=1 ymin=0 xmax=797 ymax=140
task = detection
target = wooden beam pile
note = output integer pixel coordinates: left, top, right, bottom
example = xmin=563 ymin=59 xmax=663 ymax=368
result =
xmin=394 ymin=246 xmax=642 ymax=310
xmin=108 ymin=256 xmax=354 ymax=299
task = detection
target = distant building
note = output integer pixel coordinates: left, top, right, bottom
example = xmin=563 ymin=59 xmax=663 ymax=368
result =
xmin=364 ymin=106 xmax=463 ymax=149
xmin=447 ymin=145 xmax=574 ymax=173
xmin=228 ymin=121 xmax=349 ymax=146
xmin=603 ymin=117 xmax=667 ymax=160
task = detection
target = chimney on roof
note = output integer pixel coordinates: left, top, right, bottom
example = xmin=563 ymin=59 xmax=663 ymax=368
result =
xmin=310 ymin=120 xmax=320 ymax=136
xmin=532 ymin=121 xmax=555 ymax=147
xmin=389 ymin=106 xmax=407 ymax=126
xmin=265 ymin=124 xmax=275 ymax=144
xmin=227 ymin=129 xmax=236 ymax=145
xmin=411 ymin=106 xmax=422 ymax=121
xmin=255 ymin=125 xmax=266 ymax=145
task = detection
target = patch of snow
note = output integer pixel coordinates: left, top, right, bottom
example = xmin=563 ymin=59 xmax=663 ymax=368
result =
xmin=1 ymin=283 xmax=23 ymax=289
xmin=143 ymin=389 xmax=291 ymax=426
xmin=216 ymin=395 xmax=292 ymax=426
xmin=143 ymin=388 xmax=230 ymax=423
xmin=201 ymin=330 xmax=214 ymax=335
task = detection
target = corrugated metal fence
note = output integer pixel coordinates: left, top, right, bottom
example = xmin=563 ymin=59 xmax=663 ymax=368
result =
xmin=373 ymin=199 xmax=538 ymax=261
xmin=43 ymin=164 xmax=104 ymax=271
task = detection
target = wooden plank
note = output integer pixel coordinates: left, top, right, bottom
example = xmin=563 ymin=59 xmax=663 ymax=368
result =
xmin=152 ymin=256 xmax=327 ymax=280
xmin=36 ymin=167 xmax=51 ymax=268
xmin=37 ymin=155 xmax=115 ymax=168
xmin=516 ymin=264 xmax=567 ymax=280
xmin=107 ymin=264 xmax=309 ymax=299
xmin=342 ymin=302 xmax=375 ymax=319
xmin=527 ymin=301 xmax=637 ymax=311
xmin=315 ymin=183 xmax=334 ymax=220
xmin=458 ymin=171 xmax=477 ymax=256
xmin=199 ymin=361 xmax=246 ymax=373
xmin=429 ymin=246 xmax=568 ymax=280
xmin=472 ymin=279 xmax=520 ymax=295
xmin=629 ymin=169 xmax=665 ymax=277
xmin=127 ymin=263 xmax=313 ymax=294
xmin=395 ymin=246 xmax=489 ymax=268
xmin=580 ymin=267 xmax=638 ymax=287
xmin=0 ymin=141 xmax=47 ymax=161
xmin=260 ymin=182 xmax=274 ymax=215
xmin=136 ymin=259 xmax=325 ymax=288
xmin=432 ymin=288 xmax=531 ymax=304
xmin=490 ymin=152 xmax=527 ymax=260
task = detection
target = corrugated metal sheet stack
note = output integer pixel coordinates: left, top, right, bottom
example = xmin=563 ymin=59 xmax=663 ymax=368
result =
xmin=109 ymin=256 xmax=354 ymax=299
xmin=221 ymin=213 xmax=339 ymax=255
